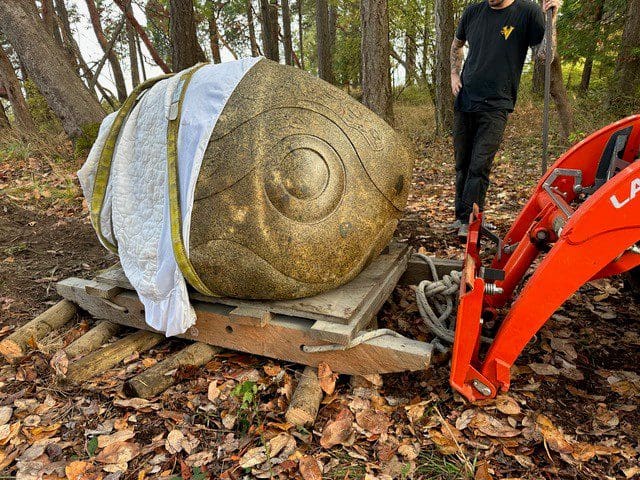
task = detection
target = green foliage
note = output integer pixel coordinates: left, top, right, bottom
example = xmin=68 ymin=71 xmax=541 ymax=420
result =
xmin=86 ymin=436 xmax=98 ymax=457
xmin=74 ymin=122 xmax=102 ymax=157
xmin=232 ymin=380 xmax=259 ymax=433
xmin=24 ymin=80 xmax=60 ymax=132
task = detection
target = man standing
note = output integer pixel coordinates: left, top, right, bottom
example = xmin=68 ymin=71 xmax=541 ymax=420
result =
xmin=450 ymin=0 xmax=560 ymax=238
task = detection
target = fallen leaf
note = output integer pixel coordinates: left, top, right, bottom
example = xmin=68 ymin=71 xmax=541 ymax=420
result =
xmin=98 ymin=430 xmax=135 ymax=449
xmin=428 ymin=429 xmax=459 ymax=455
xmin=535 ymin=414 xmax=573 ymax=454
xmin=268 ymin=432 xmax=292 ymax=458
xmin=405 ymin=400 xmax=429 ymax=423
xmin=471 ymin=413 xmax=520 ymax=438
xmin=0 ymin=406 xmax=12 ymax=426
xmin=263 ymin=364 xmax=282 ymax=376
xmin=207 ymin=381 xmax=220 ymax=402
xmin=299 ymin=454 xmax=322 ymax=480
xmin=95 ymin=441 xmax=141 ymax=464
xmin=356 ymin=409 xmax=390 ymax=435
xmin=455 ymin=409 xmax=476 ymax=430
xmin=239 ymin=446 xmax=267 ymax=468
xmin=397 ymin=444 xmax=419 ymax=461
xmin=495 ymin=395 xmax=521 ymax=415
xmin=65 ymin=460 xmax=91 ymax=480
xmin=623 ymin=466 xmax=640 ymax=478
xmin=528 ymin=363 xmax=560 ymax=376
xmin=571 ymin=442 xmax=618 ymax=462
xmin=320 ymin=409 xmax=354 ymax=449
xmin=113 ymin=398 xmax=160 ymax=410
xmin=475 ymin=460 xmax=493 ymax=480
xmin=317 ymin=362 xmax=338 ymax=395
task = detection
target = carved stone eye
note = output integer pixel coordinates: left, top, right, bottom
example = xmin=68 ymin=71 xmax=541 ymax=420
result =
xmin=264 ymin=135 xmax=345 ymax=224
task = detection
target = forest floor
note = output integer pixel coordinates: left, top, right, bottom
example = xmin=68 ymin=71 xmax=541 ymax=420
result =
xmin=0 ymin=91 xmax=639 ymax=480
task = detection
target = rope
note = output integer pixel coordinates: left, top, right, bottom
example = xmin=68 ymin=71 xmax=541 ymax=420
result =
xmin=301 ymin=329 xmax=405 ymax=353
xmin=414 ymin=254 xmax=491 ymax=352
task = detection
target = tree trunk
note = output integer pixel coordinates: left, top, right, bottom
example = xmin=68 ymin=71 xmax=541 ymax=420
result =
xmin=259 ymin=0 xmax=280 ymax=61
xmin=114 ymin=0 xmax=171 ymax=73
xmin=40 ymin=0 xmax=64 ymax=47
xmin=0 ymin=0 xmax=105 ymax=138
xmin=85 ymin=0 xmax=128 ymax=102
xmin=55 ymin=0 xmax=84 ymax=76
xmin=125 ymin=0 xmax=140 ymax=87
xmin=405 ymin=28 xmax=417 ymax=86
xmin=136 ymin=34 xmax=147 ymax=80
xmin=0 ymin=102 xmax=10 ymax=130
xmin=208 ymin=8 xmax=222 ymax=63
xmin=247 ymin=0 xmax=260 ymax=56
xmin=579 ymin=0 xmax=604 ymax=94
xmin=551 ymin=53 xmax=573 ymax=141
xmin=316 ymin=0 xmax=334 ymax=83
xmin=612 ymin=0 xmax=640 ymax=107
xmin=360 ymin=0 xmax=394 ymax=125
xmin=434 ymin=0 xmax=454 ymax=134
xmin=297 ymin=0 xmax=304 ymax=68
xmin=282 ymin=0 xmax=294 ymax=65
xmin=0 ymin=45 xmax=36 ymax=131
xmin=170 ymin=0 xmax=207 ymax=71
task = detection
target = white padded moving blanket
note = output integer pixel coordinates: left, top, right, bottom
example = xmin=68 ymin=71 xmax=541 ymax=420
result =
xmin=78 ymin=58 xmax=261 ymax=336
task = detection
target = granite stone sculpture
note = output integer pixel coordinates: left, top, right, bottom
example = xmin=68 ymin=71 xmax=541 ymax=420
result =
xmin=189 ymin=59 xmax=414 ymax=299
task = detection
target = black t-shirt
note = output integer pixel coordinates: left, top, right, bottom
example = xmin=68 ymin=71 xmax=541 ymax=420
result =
xmin=455 ymin=0 xmax=545 ymax=113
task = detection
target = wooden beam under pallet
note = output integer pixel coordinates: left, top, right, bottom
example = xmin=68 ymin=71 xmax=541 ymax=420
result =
xmin=57 ymin=278 xmax=433 ymax=376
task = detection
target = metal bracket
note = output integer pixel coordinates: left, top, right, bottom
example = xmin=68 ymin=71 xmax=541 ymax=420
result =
xmin=542 ymin=168 xmax=583 ymax=218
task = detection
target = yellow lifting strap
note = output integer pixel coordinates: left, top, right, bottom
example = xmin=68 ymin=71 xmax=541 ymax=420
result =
xmin=91 ymin=64 xmax=216 ymax=297
xmin=165 ymin=64 xmax=217 ymax=297
xmin=91 ymin=73 xmax=173 ymax=253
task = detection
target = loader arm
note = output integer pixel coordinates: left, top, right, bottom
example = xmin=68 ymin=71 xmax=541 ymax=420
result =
xmin=450 ymin=115 xmax=640 ymax=402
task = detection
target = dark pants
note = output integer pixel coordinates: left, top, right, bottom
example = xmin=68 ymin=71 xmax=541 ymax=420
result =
xmin=453 ymin=109 xmax=508 ymax=223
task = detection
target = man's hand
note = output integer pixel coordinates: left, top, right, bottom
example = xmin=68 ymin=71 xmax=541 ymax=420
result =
xmin=542 ymin=0 xmax=561 ymax=15
xmin=451 ymin=73 xmax=462 ymax=97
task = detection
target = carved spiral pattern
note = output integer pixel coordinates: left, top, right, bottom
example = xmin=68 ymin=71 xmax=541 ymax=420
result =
xmin=263 ymin=135 xmax=345 ymax=224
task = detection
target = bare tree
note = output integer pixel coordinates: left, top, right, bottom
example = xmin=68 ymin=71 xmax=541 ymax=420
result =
xmin=297 ymin=0 xmax=304 ymax=68
xmin=0 ymin=45 xmax=35 ymax=131
xmin=612 ymin=0 xmax=640 ymax=107
xmin=360 ymin=0 xmax=393 ymax=124
xmin=125 ymin=0 xmax=140 ymax=87
xmin=208 ymin=1 xmax=222 ymax=63
xmin=247 ymin=0 xmax=260 ymax=56
xmin=405 ymin=27 xmax=417 ymax=86
xmin=0 ymin=0 xmax=105 ymax=138
xmin=85 ymin=0 xmax=127 ymax=102
xmin=170 ymin=0 xmax=208 ymax=71
xmin=316 ymin=0 xmax=334 ymax=82
xmin=260 ymin=0 xmax=280 ymax=61
xmin=434 ymin=0 xmax=454 ymax=134
xmin=282 ymin=0 xmax=294 ymax=65
xmin=41 ymin=0 xmax=64 ymax=47
xmin=579 ymin=0 xmax=604 ymax=94
xmin=114 ymin=0 xmax=171 ymax=73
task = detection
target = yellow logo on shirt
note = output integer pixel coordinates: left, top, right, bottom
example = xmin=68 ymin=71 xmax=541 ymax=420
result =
xmin=501 ymin=26 xmax=515 ymax=40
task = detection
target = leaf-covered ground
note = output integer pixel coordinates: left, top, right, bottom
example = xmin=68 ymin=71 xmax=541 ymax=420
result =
xmin=0 ymin=95 xmax=639 ymax=480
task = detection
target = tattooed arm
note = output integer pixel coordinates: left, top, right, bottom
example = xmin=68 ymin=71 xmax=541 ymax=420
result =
xmin=450 ymin=37 xmax=465 ymax=96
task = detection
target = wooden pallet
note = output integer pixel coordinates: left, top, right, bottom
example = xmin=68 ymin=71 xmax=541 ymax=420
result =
xmin=1 ymin=245 xmax=462 ymax=400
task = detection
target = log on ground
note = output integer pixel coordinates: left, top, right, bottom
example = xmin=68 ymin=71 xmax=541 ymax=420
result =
xmin=285 ymin=366 xmax=323 ymax=427
xmin=124 ymin=342 xmax=221 ymax=398
xmin=64 ymin=321 xmax=123 ymax=359
xmin=0 ymin=300 xmax=77 ymax=363
xmin=64 ymin=330 xmax=164 ymax=383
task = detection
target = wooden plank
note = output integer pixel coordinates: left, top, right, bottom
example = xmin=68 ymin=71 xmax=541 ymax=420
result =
xmin=309 ymin=246 xmax=410 ymax=344
xmin=399 ymin=255 xmax=463 ymax=286
xmin=96 ymin=245 xmax=411 ymax=326
xmin=57 ymin=278 xmax=432 ymax=376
